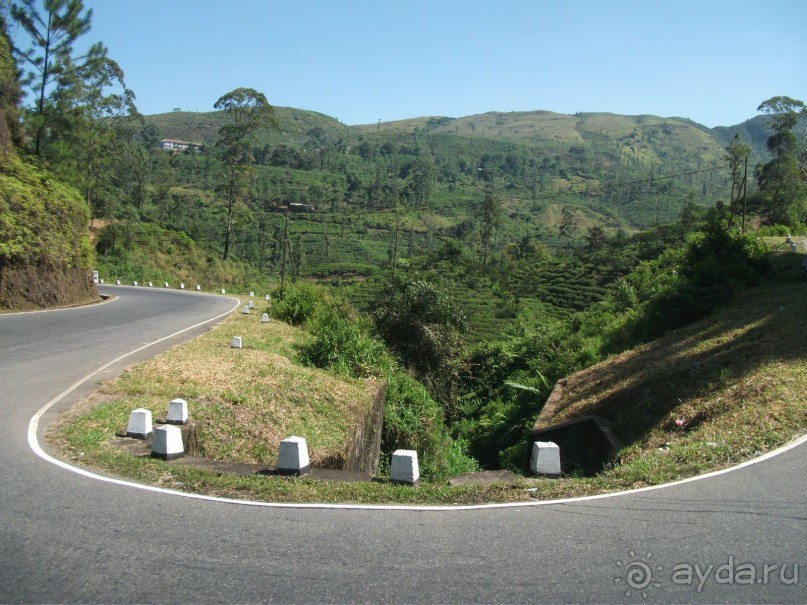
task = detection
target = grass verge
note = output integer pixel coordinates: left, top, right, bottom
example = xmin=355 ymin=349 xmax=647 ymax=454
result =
xmin=47 ymin=275 xmax=806 ymax=505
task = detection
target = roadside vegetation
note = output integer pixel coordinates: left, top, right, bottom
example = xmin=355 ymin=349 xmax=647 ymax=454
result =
xmin=48 ymin=239 xmax=806 ymax=504
xmin=0 ymin=20 xmax=96 ymax=310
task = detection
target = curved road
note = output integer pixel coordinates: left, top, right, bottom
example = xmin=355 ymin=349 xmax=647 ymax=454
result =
xmin=1 ymin=286 xmax=804 ymax=603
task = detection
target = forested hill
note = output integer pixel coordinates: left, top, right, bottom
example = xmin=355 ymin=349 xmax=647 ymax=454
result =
xmin=140 ymin=106 xmax=783 ymax=244
xmin=146 ymin=107 xmax=791 ymax=170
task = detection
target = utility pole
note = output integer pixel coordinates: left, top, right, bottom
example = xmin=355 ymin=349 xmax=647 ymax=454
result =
xmin=390 ymin=217 xmax=400 ymax=274
xmin=655 ymin=189 xmax=659 ymax=228
xmin=741 ymin=156 xmax=748 ymax=234
xmin=279 ymin=212 xmax=289 ymax=299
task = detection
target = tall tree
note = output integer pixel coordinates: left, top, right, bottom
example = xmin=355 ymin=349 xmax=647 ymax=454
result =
xmin=559 ymin=206 xmax=578 ymax=244
xmin=56 ymin=50 xmax=137 ymax=217
xmin=214 ymin=87 xmax=279 ymax=260
xmin=409 ymin=156 xmax=435 ymax=208
xmin=10 ymin=0 xmax=97 ymax=155
xmin=10 ymin=0 xmax=137 ymax=219
xmin=756 ymin=96 xmax=806 ymax=224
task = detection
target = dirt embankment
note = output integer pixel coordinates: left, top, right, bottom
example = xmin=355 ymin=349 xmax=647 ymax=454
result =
xmin=0 ymin=264 xmax=99 ymax=311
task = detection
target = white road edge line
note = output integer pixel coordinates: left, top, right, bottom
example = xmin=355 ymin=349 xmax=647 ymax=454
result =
xmin=1 ymin=293 xmax=116 ymax=315
xmin=27 ymin=298 xmax=807 ymax=511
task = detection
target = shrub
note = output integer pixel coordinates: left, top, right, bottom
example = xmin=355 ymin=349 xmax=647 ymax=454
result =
xmin=597 ymin=227 xmax=768 ymax=352
xmin=271 ymin=282 xmax=321 ymax=326
xmin=372 ymin=274 xmax=467 ymax=376
xmin=756 ymin=223 xmax=807 ymax=237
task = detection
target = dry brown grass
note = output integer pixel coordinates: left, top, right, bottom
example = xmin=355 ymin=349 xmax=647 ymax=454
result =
xmin=548 ymin=279 xmax=807 ymax=472
xmin=92 ymin=311 xmax=376 ymax=466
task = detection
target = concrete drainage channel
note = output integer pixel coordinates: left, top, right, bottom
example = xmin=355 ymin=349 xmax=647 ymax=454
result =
xmin=91 ymin=282 xmax=427 ymax=486
xmin=30 ymin=366 xmax=807 ymax=510
xmin=121 ymin=396 xmax=420 ymax=483
xmin=118 ymin=392 xmax=574 ymax=487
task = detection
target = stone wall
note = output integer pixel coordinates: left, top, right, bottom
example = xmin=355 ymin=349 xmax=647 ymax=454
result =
xmin=343 ymin=380 xmax=387 ymax=475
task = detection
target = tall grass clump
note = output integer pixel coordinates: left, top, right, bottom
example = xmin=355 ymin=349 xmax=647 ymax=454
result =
xmin=299 ymin=301 xmax=392 ymax=379
xmin=381 ymin=371 xmax=478 ymax=479
xmin=755 ymin=223 xmax=806 ymax=236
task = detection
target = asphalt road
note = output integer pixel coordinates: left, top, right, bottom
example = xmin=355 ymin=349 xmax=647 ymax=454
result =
xmin=1 ymin=286 xmax=805 ymax=604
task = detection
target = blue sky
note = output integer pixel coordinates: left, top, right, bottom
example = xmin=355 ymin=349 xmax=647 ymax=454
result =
xmin=30 ymin=0 xmax=807 ymax=126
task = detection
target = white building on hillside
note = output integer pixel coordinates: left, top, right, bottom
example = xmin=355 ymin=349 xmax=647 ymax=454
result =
xmin=159 ymin=139 xmax=202 ymax=152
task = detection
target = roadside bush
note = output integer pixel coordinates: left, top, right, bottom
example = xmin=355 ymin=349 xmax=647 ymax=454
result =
xmin=271 ymin=281 xmax=321 ymax=326
xmin=372 ymin=273 xmax=468 ymax=377
xmin=597 ymin=227 xmax=768 ymax=353
xmin=756 ymin=223 xmax=806 ymax=236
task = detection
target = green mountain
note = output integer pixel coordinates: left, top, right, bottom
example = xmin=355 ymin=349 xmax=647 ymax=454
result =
xmin=712 ymin=113 xmax=807 ymax=163
xmin=149 ymin=106 xmax=754 ymax=170
xmin=145 ymin=106 xmax=740 ymax=232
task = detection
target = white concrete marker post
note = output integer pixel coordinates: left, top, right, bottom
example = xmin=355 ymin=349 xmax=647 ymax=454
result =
xmin=221 ymin=289 xmax=226 ymax=294
xmin=125 ymin=408 xmax=153 ymax=439
xmin=179 ymin=283 xmax=185 ymax=289
xmin=248 ymin=300 xmax=255 ymax=309
xmin=242 ymin=306 xmax=250 ymax=314
xmin=166 ymin=398 xmax=189 ymax=425
xmin=148 ymin=282 xmax=153 ymax=288
xmin=231 ymin=336 xmax=242 ymax=349
xmin=151 ymin=425 xmax=184 ymax=460
xmin=114 ymin=280 xmax=121 ymax=285
xmin=164 ymin=282 xmax=169 ymax=288
xmin=390 ymin=449 xmax=420 ymax=485
xmin=261 ymin=313 xmax=269 ymax=323
xmin=277 ymin=436 xmax=310 ymax=475
xmin=530 ymin=441 xmax=561 ymax=476
xmin=133 ymin=281 xmax=138 ymax=286
xmin=249 ymin=291 xmax=255 ymax=298
xmin=265 ymin=294 xmax=270 ymax=302
xmin=196 ymin=285 xmax=201 ymax=291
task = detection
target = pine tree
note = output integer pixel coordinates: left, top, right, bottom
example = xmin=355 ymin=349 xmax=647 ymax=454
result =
xmin=10 ymin=0 xmax=93 ymax=155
